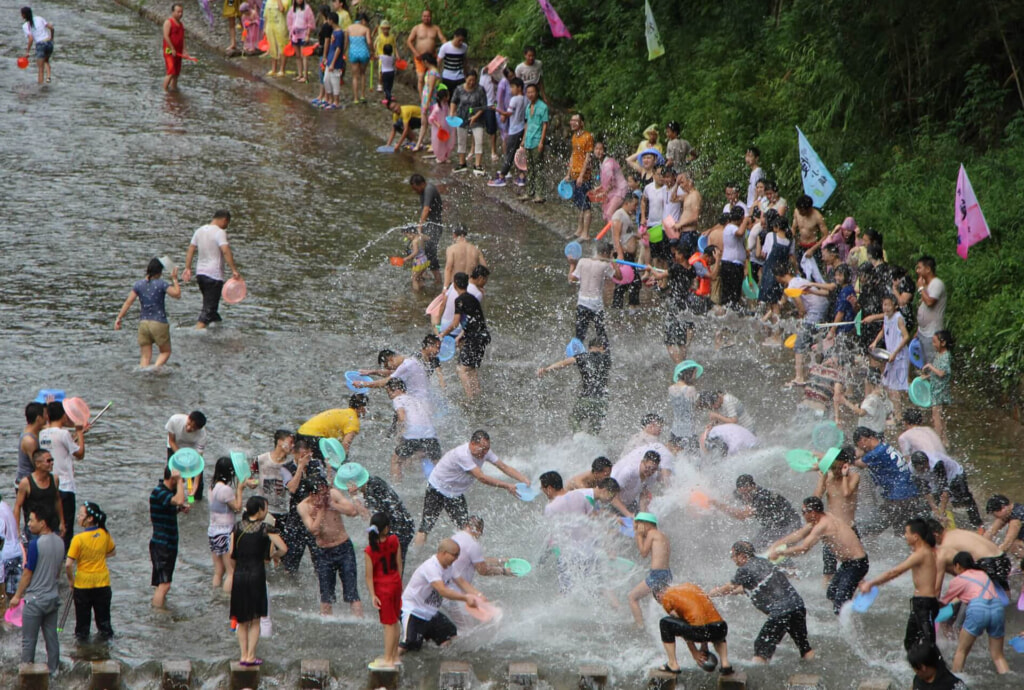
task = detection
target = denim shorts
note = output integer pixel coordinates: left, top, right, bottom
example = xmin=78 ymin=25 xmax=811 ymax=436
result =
xmin=35 ymin=41 xmax=53 ymax=59
xmin=3 ymin=556 xmax=23 ymax=595
xmin=312 ymin=540 xmax=360 ymax=604
xmin=963 ymin=597 xmax=1005 ymax=638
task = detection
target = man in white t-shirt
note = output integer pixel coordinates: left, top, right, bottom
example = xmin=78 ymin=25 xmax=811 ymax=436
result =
xmin=774 ymin=263 xmax=831 ymax=386
xmin=181 ymin=210 xmax=241 ymax=329
xmin=914 ymin=255 xmax=946 ymax=364
xmin=697 ymin=391 xmax=756 ymax=432
xmin=38 ymin=400 xmax=86 ymax=551
xmin=611 ymin=449 xmax=662 ymax=514
xmin=357 ymin=338 xmax=442 ymax=402
xmin=256 ymin=429 xmax=294 ymax=525
xmin=569 ymin=242 xmax=620 ymax=345
xmin=400 ymin=539 xmax=479 ymax=652
xmin=745 ymin=146 xmax=764 ymax=208
xmin=700 ymin=423 xmax=759 ymax=456
xmin=514 ymin=46 xmax=544 ymax=100
xmin=387 ymin=379 xmax=442 ymax=480
xmin=413 ymin=431 xmax=529 ymax=546
xmin=436 ymin=29 xmax=468 ymax=92
xmin=165 ymin=410 xmax=208 ymax=499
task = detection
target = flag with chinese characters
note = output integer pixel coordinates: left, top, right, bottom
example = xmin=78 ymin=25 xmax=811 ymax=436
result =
xmin=645 ymin=0 xmax=665 ymax=61
xmin=796 ymin=127 xmax=837 ymax=207
xmin=537 ymin=0 xmax=571 ymax=39
xmin=955 ymin=164 xmax=991 ymax=259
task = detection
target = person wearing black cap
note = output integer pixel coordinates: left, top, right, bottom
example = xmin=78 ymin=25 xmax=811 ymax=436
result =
xmin=709 ymin=540 xmax=813 ymax=663
xmin=710 ymin=475 xmax=801 ymax=550
xmin=772 ymin=496 xmax=869 ymax=614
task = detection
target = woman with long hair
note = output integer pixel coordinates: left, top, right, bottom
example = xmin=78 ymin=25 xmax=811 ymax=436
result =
xmin=413 ymin=52 xmax=440 ymax=151
xmin=114 ymin=258 xmax=181 ymax=369
xmin=230 ymin=496 xmax=287 ymax=666
xmin=65 ymin=502 xmax=115 ymax=640
xmin=209 ymin=457 xmax=256 ymax=591
xmin=364 ymin=512 xmax=402 ymax=669
xmin=21 ymin=7 xmax=54 ymax=84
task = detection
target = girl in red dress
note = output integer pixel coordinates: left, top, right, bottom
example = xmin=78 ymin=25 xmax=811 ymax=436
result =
xmin=364 ymin=512 xmax=403 ymax=668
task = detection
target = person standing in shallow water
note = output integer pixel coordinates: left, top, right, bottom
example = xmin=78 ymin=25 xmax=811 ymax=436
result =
xmin=181 ymin=210 xmax=241 ymax=329
xmin=162 ymin=4 xmax=185 ymax=91
xmin=115 ymin=258 xmax=181 ymax=368
xmin=21 ymin=7 xmax=54 ymax=85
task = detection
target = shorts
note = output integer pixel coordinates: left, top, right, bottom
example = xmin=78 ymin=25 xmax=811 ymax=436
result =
xmin=645 ymin=569 xmax=673 ymax=591
xmin=458 ymin=334 xmax=489 ymax=368
xmin=376 ymin=585 xmax=402 ymax=625
xmin=150 ymin=542 xmax=178 ymax=586
xmin=571 ymin=181 xmax=592 ymax=211
xmin=138 ymin=320 xmax=171 ymax=347
xmin=649 ymin=238 xmax=671 ymax=261
xmin=794 ymin=321 xmax=815 ymax=354
xmin=400 ymin=610 xmax=457 ymax=651
xmin=208 ymin=533 xmax=230 ymax=556
xmin=35 ymin=41 xmax=54 ymax=60
xmin=419 ymin=485 xmax=469 ymax=536
xmin=414 ymin=56 xmax=427 ymax=75
xmin=977 ymin=554 xmax=1012 ymax=595
xmin=483 ymin=108 xmax=498 ymax=135
xmin=395 ymin=437 xmax=442 ymax=460
xmin=324 ymin=68 xmax=341 ymax=95
xmin=3 ymin=556 xmax=23 ymax=595
xmin=659 ymin=617 xmax=728 ymax=644
xmin=826 ymin=556 xmax=869 ymax=614
xmin=904 ymin=596 xmax=939 ymax=651
xmin=456 ymin=126 xmax=485 ymax=155
xmin=312 ymin=540 xmax=360 ymax=604
xmin=963 ymin=597 xmax=1005 ymax=638
xmin=164 ymin=52 xmax=182 ymax=76
xmin=393 ymin=117 xmax=422 ymax=134
xmin=664 ymin=313 xmax=694 ymax=346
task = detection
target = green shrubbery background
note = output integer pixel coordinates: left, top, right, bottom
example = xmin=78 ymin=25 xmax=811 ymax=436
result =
xmin=371 ymin=0 xmax=1024 ymax=395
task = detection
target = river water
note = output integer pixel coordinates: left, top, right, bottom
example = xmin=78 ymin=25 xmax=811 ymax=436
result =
xmin=1 ymin=1 xmax=1023 ymax=687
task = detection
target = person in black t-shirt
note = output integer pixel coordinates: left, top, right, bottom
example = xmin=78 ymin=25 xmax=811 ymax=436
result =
xmin=710 ymin=475 xmax=802 ymax=549
xmin=536 ymin=339 xmax=612 ymax=434
xmin=709 ymin=541 xmax=813 ymax=663
xmin=409 ymin=174 xmax=444 ymax=284
xmin=908 ymin=644 xmax=968 ymax=690
xmin=439 ymin=272 xmax=490 ymax=400
xmin=661 ymin=242 xmax=697 ymax=363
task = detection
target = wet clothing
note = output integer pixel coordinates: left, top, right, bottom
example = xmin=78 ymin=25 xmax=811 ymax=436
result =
xmin=737 ymin=487 xmax=802 ymax=549
xmin=23 ymin=473 xmax=58 ymax=535
xmin=904 ymin=596 xmax=940 ymax=651
xmin=731 ymin=556 xmax=810 ymax=658
xmin=366 ymin=534 xmax=403 ymax=624
xmin=312 ymin=539 xmax=360 ymax=604
xmin=454 ymin=292 xmax=490 ymax=368
xmin=361 ymin=476 xmax=415 ymax=563
xmin=912 ymin=666 xmax=967 ymax=690
xmin=230 ymin=521 xmax=272 ymax=623
xmin=826 ymin=556 xmax=869 ymax=614
xmin=861 ymin=443 xmax=918 ymax=501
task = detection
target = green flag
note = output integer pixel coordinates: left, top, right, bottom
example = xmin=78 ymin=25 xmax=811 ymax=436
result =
xmin=645 ymin=0 xmax=665 ymax=61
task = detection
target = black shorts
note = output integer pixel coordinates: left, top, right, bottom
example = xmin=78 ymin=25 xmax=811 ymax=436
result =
xmin=395 ymin=437 xmax=443 ymax=460
xmin=400 ymin=610 xmax=457 ymax=651
xmin=826 ymin=556 xmax=869 ymax=614
xmin=664 ymin=314 xmax=694 ymax=346
xmin=150 ymin=542 xmax=178 ymax=587
xmin=393 ymin=117 xmax=422 ymax=133
xmin=649 ymin=239 xmax=671 ymax=261
xmin=659 ymin=617 xmax=728 ymax=644
xmin=483 ymin=108 xmax=498 ymax=135
xmin=458 ymin=334 xmax=489 ymax=368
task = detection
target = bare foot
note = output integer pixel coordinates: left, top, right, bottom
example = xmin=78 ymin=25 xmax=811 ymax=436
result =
xmin=801 ymin=650 xmax=815 ymax=660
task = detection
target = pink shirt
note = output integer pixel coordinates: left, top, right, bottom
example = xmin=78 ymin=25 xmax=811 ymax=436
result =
xmin=941 ymin=569 xmax=999 ymax=605
xmin=286 ymin=4 xmax=315 ymax=41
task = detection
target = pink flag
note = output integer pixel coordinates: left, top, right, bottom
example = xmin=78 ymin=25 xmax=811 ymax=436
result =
xmin=537 ymin=0 xmax=572 ymax=39
xmin=955 ymin=164 xmax=991 ymax=260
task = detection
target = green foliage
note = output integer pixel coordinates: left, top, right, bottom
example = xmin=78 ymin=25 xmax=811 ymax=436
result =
xmin=370 ymin=0 xmax=1024 ymax=392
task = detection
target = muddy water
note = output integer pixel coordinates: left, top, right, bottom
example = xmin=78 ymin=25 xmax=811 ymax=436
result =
xmin=1 ymin=1 xmax=1022 ymax=687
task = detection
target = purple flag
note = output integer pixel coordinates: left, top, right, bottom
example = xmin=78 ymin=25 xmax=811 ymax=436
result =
xmin=537 ymin=0 xmax=572 ymax=39
xmin=955 ymin=164 xmax=990 ymax=260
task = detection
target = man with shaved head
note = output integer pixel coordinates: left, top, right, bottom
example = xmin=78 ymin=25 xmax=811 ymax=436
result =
xmin=399 ymin=539 xmax=480 ymax=654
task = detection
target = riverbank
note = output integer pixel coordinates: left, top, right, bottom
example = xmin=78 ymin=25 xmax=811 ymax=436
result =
xmin=112 ymin=0 xmax=583 ymax=236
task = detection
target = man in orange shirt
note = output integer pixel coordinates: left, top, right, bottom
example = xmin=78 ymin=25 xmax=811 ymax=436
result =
xmin=564 ymin=113 xmax=595 ymax=241
xmin=653 ymin=581 xmax=734 ymax=676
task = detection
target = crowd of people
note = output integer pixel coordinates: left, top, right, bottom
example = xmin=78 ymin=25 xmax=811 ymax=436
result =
xmin=9 ymin=2 xmax=1024 ymax=688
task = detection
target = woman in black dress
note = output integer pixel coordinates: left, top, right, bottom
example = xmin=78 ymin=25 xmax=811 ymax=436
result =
xmin=230 ymin=496 xmax=287 ymax=666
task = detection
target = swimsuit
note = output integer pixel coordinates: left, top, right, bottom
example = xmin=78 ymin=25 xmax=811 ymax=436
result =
xmin=348 ymin=33 xmax=369 ymax=64
xmin=646 ymin=568 xmax=673 ymax=591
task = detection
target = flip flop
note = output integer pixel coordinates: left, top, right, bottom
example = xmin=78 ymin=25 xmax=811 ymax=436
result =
xmin=659 ymin=664 xmax=681 ymax=675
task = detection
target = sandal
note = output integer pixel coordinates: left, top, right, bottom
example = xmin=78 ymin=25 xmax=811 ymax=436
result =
xmin=658 ymin=664 xmax=681 ymax=675
xmin=297 ymin=77 xmax=307 ymax=83
xmin=720 ymin=666 xmax=735 ymax=676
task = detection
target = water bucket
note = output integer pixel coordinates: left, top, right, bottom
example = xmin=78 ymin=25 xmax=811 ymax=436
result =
xmin=283 ymin=43 xmax=296 ymax=57
xmin=515 ymin=483 xmax=539 ymax=502
xmin=909 ymin=377 xmax=933 ymax=408
xmin=935 ymin=603 xmax=954 ymax=623
xmin=557 ymin=180 xmax=573 ymax=200
xmin=230 ymin=451 xmax=251 ymax=482
xmin=673 ymin=360 xmax=703 ymax=382
xmin=619 ymin=517 xmax=634 ymax=538
xmin=258 ymin=37 xmax=269 ymax=52
xmin=817 ymin=447 xmax=842 ymax=475
xmin=425 ymin=292 xmax=446 ymax=316
xmin=742 ymin=275 xmax=760 ymax=300
xmin=697 ymin=235 xmax=709 ymax=252
xmin=785 ymin=449 xmax=818 ymax=473
xmin=439 ymin=335 xmax=457 ymax=362
xmin=564 ymin=241 xmax=582 ymax=261
xmin=647 ymin=224 xmax=664 ymax=243
xmin=389 ymin=256 xmax=405 ymax=267
xmin=445 ymin=115 xmax=463 ymax=128
xmin=505 ymin=558 xmax=532 ymax=576
xmin=168 ymin=448 xmax=205 ymax=479
xmin=869 ymin=348 xmax=891 ymax=361
xmin=851 ymin=586 xmax=879 ymax=613
xmin=811 ymin=421 xmax=844 ymax=452
xmin=565 ymin=338 xmax=586 ymax=358
xmin=784 ymin=334 xmax=797 ymax=349
xmin=909 ymin=338 xmax=925 ymax=369
xmin=344 ymin=371 xmax=373 ymax=393
xmin=689 ymin=490 xmax=711 ymax=510
xmin=395 ymin=59 xmax=408 ymax=70
xmin=319 ymin=437 xmax=347 ymax=469
xmin=465 ymin=599 xmax=499 ymax=622
xmin=34 ymin=389 xmax=65 ymax=404
xmin=333 ymin=461 xmax=369 ymax=489
xmin=222 ymin=278 xmax=247 ymax=304
xmin=784 ymin=287 xmax=803 ymax=298
xmin=611 ymin=265 xmax=635 ymax=286
xmin=421 ymin=457 xmax=434 ymax=479
xmin=301 ymin=44 xmax=316 ymax=57
xmin=514 ymin=148 xmax=528 ymax=171
xmin=63 ymin=397 xmax=91 ymax=427
xmin=437 ymin=128 xmax=450 ymax=142
xmin=375 ymin=145 xmax=394 ymax=154
xmin=1010 ymin=636 xmax=1024 ymax=653
xmin=4 ymin=600 xmax=24 ymax=626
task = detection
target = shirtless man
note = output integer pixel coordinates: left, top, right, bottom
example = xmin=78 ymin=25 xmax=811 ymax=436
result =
xmin=859 ymin=518 xmax=939 ymax=651
xmin=792 ymin=194 xmax=829 ymax=259
xmin=772 ymin=496 xmax=869 ymax=614
xmin=673 ymin=172 xmax=701 ymax=236
xmin=406 ymin=9 xmax=446 ymax=92
xmin=566 ymin=457 xmax=612 ymax=491
xmin=928 ymin=518 xmax=1011 ymax=597
xmin=297 ymin=476 xmax=364 ymax=617
xmin=628 ymin=512 xmax=672 ymax=627
xmin=443 ymin=226 xmax=486 ymax=291
xmin=813 ymin=447 xmax=860 ymax=584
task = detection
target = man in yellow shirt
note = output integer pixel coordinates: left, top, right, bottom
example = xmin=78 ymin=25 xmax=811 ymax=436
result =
xmin=297 ymin=394 xmax=368 ymax=456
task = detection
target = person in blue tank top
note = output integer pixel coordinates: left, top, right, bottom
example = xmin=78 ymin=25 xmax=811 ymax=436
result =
xmin=114 ymin=258 xmax=181 ymax=369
